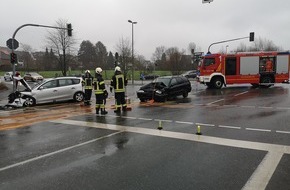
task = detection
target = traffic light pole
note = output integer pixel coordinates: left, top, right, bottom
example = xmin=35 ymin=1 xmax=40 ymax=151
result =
xmin=11 ymin=23 xmax=71 ymax=92
xmin=207 ymin=32 xmax=254 ymax=54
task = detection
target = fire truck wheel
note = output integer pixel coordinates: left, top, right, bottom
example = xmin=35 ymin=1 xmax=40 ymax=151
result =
xmin=212 ymin=77 xmax=223 ymax=89
xmin=261 ymin=76 xmax=273 ymax=88
xmin=251 ymin=83 xmax=259 ymax=88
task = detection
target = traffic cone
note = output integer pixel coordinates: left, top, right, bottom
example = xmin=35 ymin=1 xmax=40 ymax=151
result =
xmin=157 ymin=120 xmax=163 ymax=130
xmin=125 ymin=97 xmax=132 ymax=111
xmin=196 ymin=125 xmax=202 ymax=135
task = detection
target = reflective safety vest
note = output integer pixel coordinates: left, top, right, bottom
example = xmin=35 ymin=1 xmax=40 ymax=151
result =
xmin=93 ymin=79 xmax=105 ymax=94
xmin=84 ymin=78 xmax=93 ymax=90
xmin=114 ymin=74 xmax=125 ymax=93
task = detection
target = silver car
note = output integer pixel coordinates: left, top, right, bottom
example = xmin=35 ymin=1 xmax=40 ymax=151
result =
xmin=21 ymin=77 xmax=84 ymax=106
xmin=4 ymin=72 xmax=13 ymax=81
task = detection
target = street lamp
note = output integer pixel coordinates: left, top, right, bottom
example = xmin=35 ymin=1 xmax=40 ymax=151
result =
xmin=128 ymin=20 xmax=137 ymax=84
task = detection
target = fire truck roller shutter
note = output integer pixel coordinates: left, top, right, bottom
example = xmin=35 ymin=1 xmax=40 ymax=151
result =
xmin=276 ymin=55 xmax=289 ymax=74
xmin=240 ymin=56 xmax=259 ymax=75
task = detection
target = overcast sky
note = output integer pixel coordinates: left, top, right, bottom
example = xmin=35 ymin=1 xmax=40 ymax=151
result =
xmin=1 ymin=0 xmax=290 ymax=60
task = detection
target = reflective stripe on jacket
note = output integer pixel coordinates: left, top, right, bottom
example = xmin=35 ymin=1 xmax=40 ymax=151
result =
xmin=110 ymin=73 xmax=126 ymax=93
xmin=93 ymin=75 xmax=106 ymax=94
xmin=84 ymin=78 xmax=93 ymax=89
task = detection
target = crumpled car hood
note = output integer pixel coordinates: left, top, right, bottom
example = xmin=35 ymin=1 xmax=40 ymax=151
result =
xmin=140 ymin=82 xmax=167 ymax=91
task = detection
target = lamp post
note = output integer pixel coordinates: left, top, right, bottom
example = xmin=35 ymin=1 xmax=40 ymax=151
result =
xmin=128 ymin=20 xmax=137 ymax=84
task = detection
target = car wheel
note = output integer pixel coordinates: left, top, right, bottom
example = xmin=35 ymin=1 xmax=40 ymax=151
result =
xmin=182 ymin=91 xmax=188 ymax=98
xmin=74 ymin=92 xmax=84 ymax=102
xmin=23 ymin=97 xmax=36 ymax=107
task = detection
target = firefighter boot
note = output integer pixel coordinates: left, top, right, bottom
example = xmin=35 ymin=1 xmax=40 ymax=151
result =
xmin=114 ymin=108 xmax=121 ymax=113
xmin=122 ymin=106 xmax=127 ymax=112
xmin=101 ymin=108 xmax=108 ymax=115
xmin=96 ymin=108 xmax=100 ymax=114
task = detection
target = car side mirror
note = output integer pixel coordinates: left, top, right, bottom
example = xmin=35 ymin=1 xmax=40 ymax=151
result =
xmin=38 ymin=86 xmax=44 ymax=90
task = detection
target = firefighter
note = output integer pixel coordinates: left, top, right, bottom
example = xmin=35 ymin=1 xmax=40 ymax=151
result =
xmin=265 ymin=58 xmax=273 ymax=72
xmin=93 ymin=67 xmax=108 ymax=115
xmin=110 ymin=66 xmax=128 ymax=113
xmin=82 ymin=70 xmax=93 ymax=105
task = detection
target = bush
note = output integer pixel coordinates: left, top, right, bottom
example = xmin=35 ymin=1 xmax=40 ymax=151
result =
xmin=0 ymin=82 xmax=8 ymax=91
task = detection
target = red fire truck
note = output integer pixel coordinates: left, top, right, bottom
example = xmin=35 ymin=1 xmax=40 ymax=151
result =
xmin=198 ymin=51 xmax=290 ymax=89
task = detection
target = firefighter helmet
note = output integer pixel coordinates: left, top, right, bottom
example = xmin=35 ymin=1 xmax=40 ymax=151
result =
xmin=115 ymin=66 xmax=121 ymax=72
xmin=85 ymin=70 xmax=90 ymax=73
xmin=95 ymin=67 xmax=102 ymax=74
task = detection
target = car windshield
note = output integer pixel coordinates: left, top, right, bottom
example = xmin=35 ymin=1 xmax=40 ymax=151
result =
xmin=32 ymin=79 xmax=48 ymax=89
xmin=153 ymin=77 xmax=171 ymax=87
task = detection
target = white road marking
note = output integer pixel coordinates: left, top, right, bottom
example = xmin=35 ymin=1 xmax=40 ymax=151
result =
xmin=51 ymin=119 xmax=290 ymax=190
xmin=246 ymin=128 xmax=271 ymax=132
xmin=242 ymin=151 xmax=283 ymax=190
xmin=49 ymin=119 xmax=290 ymax=153
xmin=195 ymin=123 xmax=215 ymax=127
xmin=154 ymin=119 xmax=172 ymax=123
xmin=2 ymin=118 xmax=290 ymax=189
xmin=223 ymin=104 xmax=238 ymax=107
xmin=121 ymin=116 xmax=137 ymax=119
xmin=175 ymin=121 xmax=194 ymax=125
xmin=138 ymin=117 xmax=153 ymax=121
xmin=276 ymin=130 xmax=290 ymax=134
xmin=234 ymin=91 xmax=249 ymax=97
xmin=106 ymin=114 xmax=120 ymax=118
xmin=218 ymin=125 xmax=241 ymax=130
xmin=240 ymin=105 xmax=256 ymax=108
xmin=258 ymin=106 xmax=273 ymax=109
xmin=0 ymin=131 xmax=123 ymax=172
xmin=276 ymin=107 xmax=290 ymax=110
xmin=207 ymin=98 xmax=224 ymax=105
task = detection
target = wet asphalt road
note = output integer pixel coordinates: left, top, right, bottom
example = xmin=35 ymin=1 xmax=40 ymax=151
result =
xmin=1 ymin=79 xmax=290 ymax=189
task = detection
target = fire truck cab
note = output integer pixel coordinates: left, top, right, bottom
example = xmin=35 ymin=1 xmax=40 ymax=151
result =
xmin=198 ymin=51 xmax=290 ymax=89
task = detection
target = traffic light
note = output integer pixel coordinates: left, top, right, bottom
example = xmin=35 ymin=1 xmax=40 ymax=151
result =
xmin=202 ymin=0 xmax=213 ymax=3
xmin=67 ymin=23 xmax=72 ymax=36
xmin=249 ymin=32 xmax=255 ymax=42
xmin=10 ymin=52 xmax=18 ymax=64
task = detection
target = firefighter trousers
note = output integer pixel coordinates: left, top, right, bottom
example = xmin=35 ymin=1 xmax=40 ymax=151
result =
xmin=114 ymin=92 xmax=127 ymax=111
xmin=84 ymin=89 xmax=92 ymax=104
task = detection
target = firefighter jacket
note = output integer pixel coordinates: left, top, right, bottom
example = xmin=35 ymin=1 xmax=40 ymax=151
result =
xmin=82 ymin=73 xmax=93 ymax=90
xmin=93 ymin=74 xmax=106 ymax=94
xmin=110 ymin=71 xmax=128 ymax=93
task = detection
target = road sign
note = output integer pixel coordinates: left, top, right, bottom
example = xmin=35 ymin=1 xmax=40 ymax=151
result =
xmin=6 ymin=38 xmax=19 ymax=50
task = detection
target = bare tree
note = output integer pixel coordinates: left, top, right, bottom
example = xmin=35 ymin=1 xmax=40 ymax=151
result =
xmin=166 ymin=47 xmax=185 ymax=75
xmin=20 ymin=44 xmax=35 ymax=72
xmin=46 ymin=18 xmax=77 ymax=76
xmin=235 ymin=37 xmax=282 ymax=52
xmin=115 ymin=37 xmax=131 ymax=78
xmin=152 ymin=46 xmax=166 ymax=70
